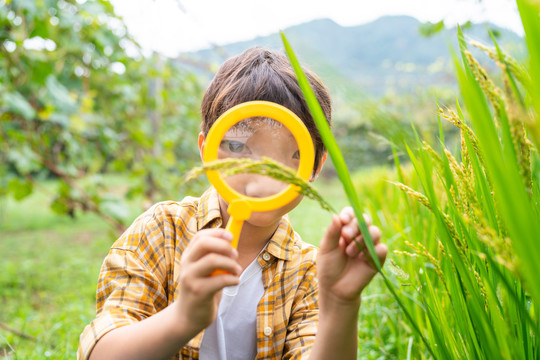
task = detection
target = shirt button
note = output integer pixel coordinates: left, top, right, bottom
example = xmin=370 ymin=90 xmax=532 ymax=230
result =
xmin=264 ymin=326 xmax=272 ymax=336
xmin=262 ymin=252 xmax=271 ymax=261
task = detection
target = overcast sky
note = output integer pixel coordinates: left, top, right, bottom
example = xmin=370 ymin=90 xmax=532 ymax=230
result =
xmin=109 ymin=0 xmax=523 ymax=57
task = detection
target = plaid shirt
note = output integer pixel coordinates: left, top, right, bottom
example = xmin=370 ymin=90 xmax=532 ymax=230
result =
xmin=78 ymin=187 xmax=319 ymax=359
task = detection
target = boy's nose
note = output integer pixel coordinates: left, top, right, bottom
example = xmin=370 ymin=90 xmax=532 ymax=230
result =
xmin=244 ymin=175 xmax=288 ymax=198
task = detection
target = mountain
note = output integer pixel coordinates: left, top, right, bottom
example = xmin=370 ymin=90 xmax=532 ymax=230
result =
xmin=177 ymin=16 xmax=523 ymax=97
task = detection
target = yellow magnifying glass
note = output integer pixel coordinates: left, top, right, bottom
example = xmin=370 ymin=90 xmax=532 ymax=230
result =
xmin=203 ymin=101 xmax=315 ymax=252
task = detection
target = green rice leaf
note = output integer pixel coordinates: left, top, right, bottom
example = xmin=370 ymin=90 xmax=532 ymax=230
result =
xmin=280 ymin=31 xmax=380 ymax=270
xmin=281 ymin=31 xmax=437 ymax=359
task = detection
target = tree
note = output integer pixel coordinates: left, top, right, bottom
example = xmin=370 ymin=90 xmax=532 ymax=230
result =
xmin=0 ymin=0 xmax=203 ymax=231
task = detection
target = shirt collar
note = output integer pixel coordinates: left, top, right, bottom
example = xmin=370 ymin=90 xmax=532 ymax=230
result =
xmin=197 ymin=187 xmax=223 ymax=230
xmin=265 ymin=215 xmax=295 ymax=261
xmin=197 ymin=187 xmax=295 ymax=261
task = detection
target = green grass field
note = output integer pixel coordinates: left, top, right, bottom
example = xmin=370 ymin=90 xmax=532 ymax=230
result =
xmin=0 ymin=184 xmax=112 ymax=359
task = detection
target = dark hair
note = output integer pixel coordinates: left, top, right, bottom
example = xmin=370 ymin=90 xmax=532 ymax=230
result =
xmin=200 ymin=47 xmax=332 ymax=173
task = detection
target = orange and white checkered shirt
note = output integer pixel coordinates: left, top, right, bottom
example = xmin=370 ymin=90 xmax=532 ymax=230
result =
xmin=78 ymin=187 xmax=319 ymax=359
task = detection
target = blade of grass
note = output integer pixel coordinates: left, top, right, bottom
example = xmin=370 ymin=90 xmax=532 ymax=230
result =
xmin=281 ymin=31 xmax=437 ymax=359
xmin=516 ymin=0 xmax=540 ymax=149
xmin=280 ymin=31 xmax=380 ymax=270
xmin=489 ymin=32 xmax=524 ymax=107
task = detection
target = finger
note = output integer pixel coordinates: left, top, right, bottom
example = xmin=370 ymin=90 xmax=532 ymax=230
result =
xmin=338 ymin=236 xmax=347 ymax=252
xmin=320 ymin=214 xmax=342 ymax=252
xmin=345 ymin=235 xmax=365 ymax=257
xmin=351 ymin=226 xmax=381 ymax=259
xmin=339 ymin=207 xmax=372 ymax=226
xmin=187 ymin=231 xmax=237 ymax=262
xmin=363 ymin=213 xmax=372 ymax=227
xmin=357 ymin=243 xmax=388 ymax=268
xmin=190 ymin=253 xmax=243 ymax=278
xmin=342 ymin=218 xmax=359 ymax=242
xmin=373 ymin=243 xmax=388 ymax=267
xmin=354 ymin=214 xmax=373 ymax=235
xmin=340 ymin=213 xmax=373 ymax=243
xmin=194 ymin=274 xmax=240 ymax=296
xmin=339 ymin=207 xmax=354 ymax=224
xmin=368 ymin=225 xmax=382 ymax=245
xmin=194 ymin=228 xmax=234 ymax=242
xmin=180 ymin=273 xmax=239 ymax=299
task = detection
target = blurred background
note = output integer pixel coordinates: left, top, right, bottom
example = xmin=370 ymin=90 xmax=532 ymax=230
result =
xmin=0 ymin=0 xmax=526 ymax=358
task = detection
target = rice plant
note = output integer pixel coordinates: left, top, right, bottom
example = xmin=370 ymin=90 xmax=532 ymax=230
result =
xmin=385 ymin=2 xmax=540 ymax=358
xmin=282 ymin=0 xmax=540 ymax=358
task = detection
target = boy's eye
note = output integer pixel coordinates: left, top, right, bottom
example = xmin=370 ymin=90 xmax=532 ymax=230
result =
xmin=220 ymin=140 xmax=250 ymax=154
xmin=292 ymin=150 xmax=300 ymax=160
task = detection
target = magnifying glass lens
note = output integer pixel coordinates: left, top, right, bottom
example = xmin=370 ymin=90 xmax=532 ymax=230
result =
xmin=218 ymin=117 xmax=301 ymax=198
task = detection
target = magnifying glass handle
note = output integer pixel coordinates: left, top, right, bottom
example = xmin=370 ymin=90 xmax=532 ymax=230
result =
xmin=212 ymin=199 xmax=252 ymax=276
xmin=210 ymin=216 xmax=244 ymax=277
xmin=225 ymin=216 xmax=243 ymax=249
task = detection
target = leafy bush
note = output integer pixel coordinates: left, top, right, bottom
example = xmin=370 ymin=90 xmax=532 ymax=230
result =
xmin=1 ymin=0 xmax=204 ymax=231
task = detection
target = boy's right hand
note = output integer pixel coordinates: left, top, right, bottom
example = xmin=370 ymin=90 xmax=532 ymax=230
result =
xmin=174 ymin=228 xmax=242 ymax=336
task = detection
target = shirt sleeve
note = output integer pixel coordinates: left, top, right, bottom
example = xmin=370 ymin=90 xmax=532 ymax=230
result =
xmin=282 ymin=261 xmax=319 ymax=360
xmin=77 ymin=207 xmax=175 ymax=359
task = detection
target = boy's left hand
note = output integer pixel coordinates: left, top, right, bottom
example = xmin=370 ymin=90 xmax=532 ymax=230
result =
xmin=317 ymin=207 xmax=387 ymax=306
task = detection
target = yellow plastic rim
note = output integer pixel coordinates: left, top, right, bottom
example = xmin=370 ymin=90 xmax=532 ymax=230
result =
xmin=203 ymin=101 xmax=315 ymax=212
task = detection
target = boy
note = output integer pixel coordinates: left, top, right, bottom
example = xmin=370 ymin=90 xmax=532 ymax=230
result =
xmin=78 ymin=47 xmax=387 ymax=360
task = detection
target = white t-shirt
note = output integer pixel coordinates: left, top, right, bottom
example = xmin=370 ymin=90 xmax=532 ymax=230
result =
xmin=199 ymin=256 xmax=265 ymax=360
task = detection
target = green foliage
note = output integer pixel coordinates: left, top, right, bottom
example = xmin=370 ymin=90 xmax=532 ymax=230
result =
xmin=283 ymin=1 xmax=540 ymax=357
xmin=419 ymin=20 xmax=446 ymax=37
xmin=0 ymin=0 xmax=204 ymax=231
xmin=333 ymin=89 xmax=461 ymax=170
xmin=382 ymin=4 xmax=540 ymax=357
xmin=283 ymin=29 xmax=439 ymax=358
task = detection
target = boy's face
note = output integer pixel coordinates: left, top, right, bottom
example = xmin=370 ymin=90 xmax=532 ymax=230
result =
xmin=199 ymin=117 xmax=320 ymax=228
xmin=218 ymin=117 xmax=300 ymax=198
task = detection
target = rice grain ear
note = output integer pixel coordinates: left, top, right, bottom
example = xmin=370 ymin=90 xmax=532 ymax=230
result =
xmin=516 ymin=0 xmax=540 ymax=150
xmin=457 ymin=16 xmax=540 ymax=315
xmin=185 ymin=157 xmax=335 ymax=213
